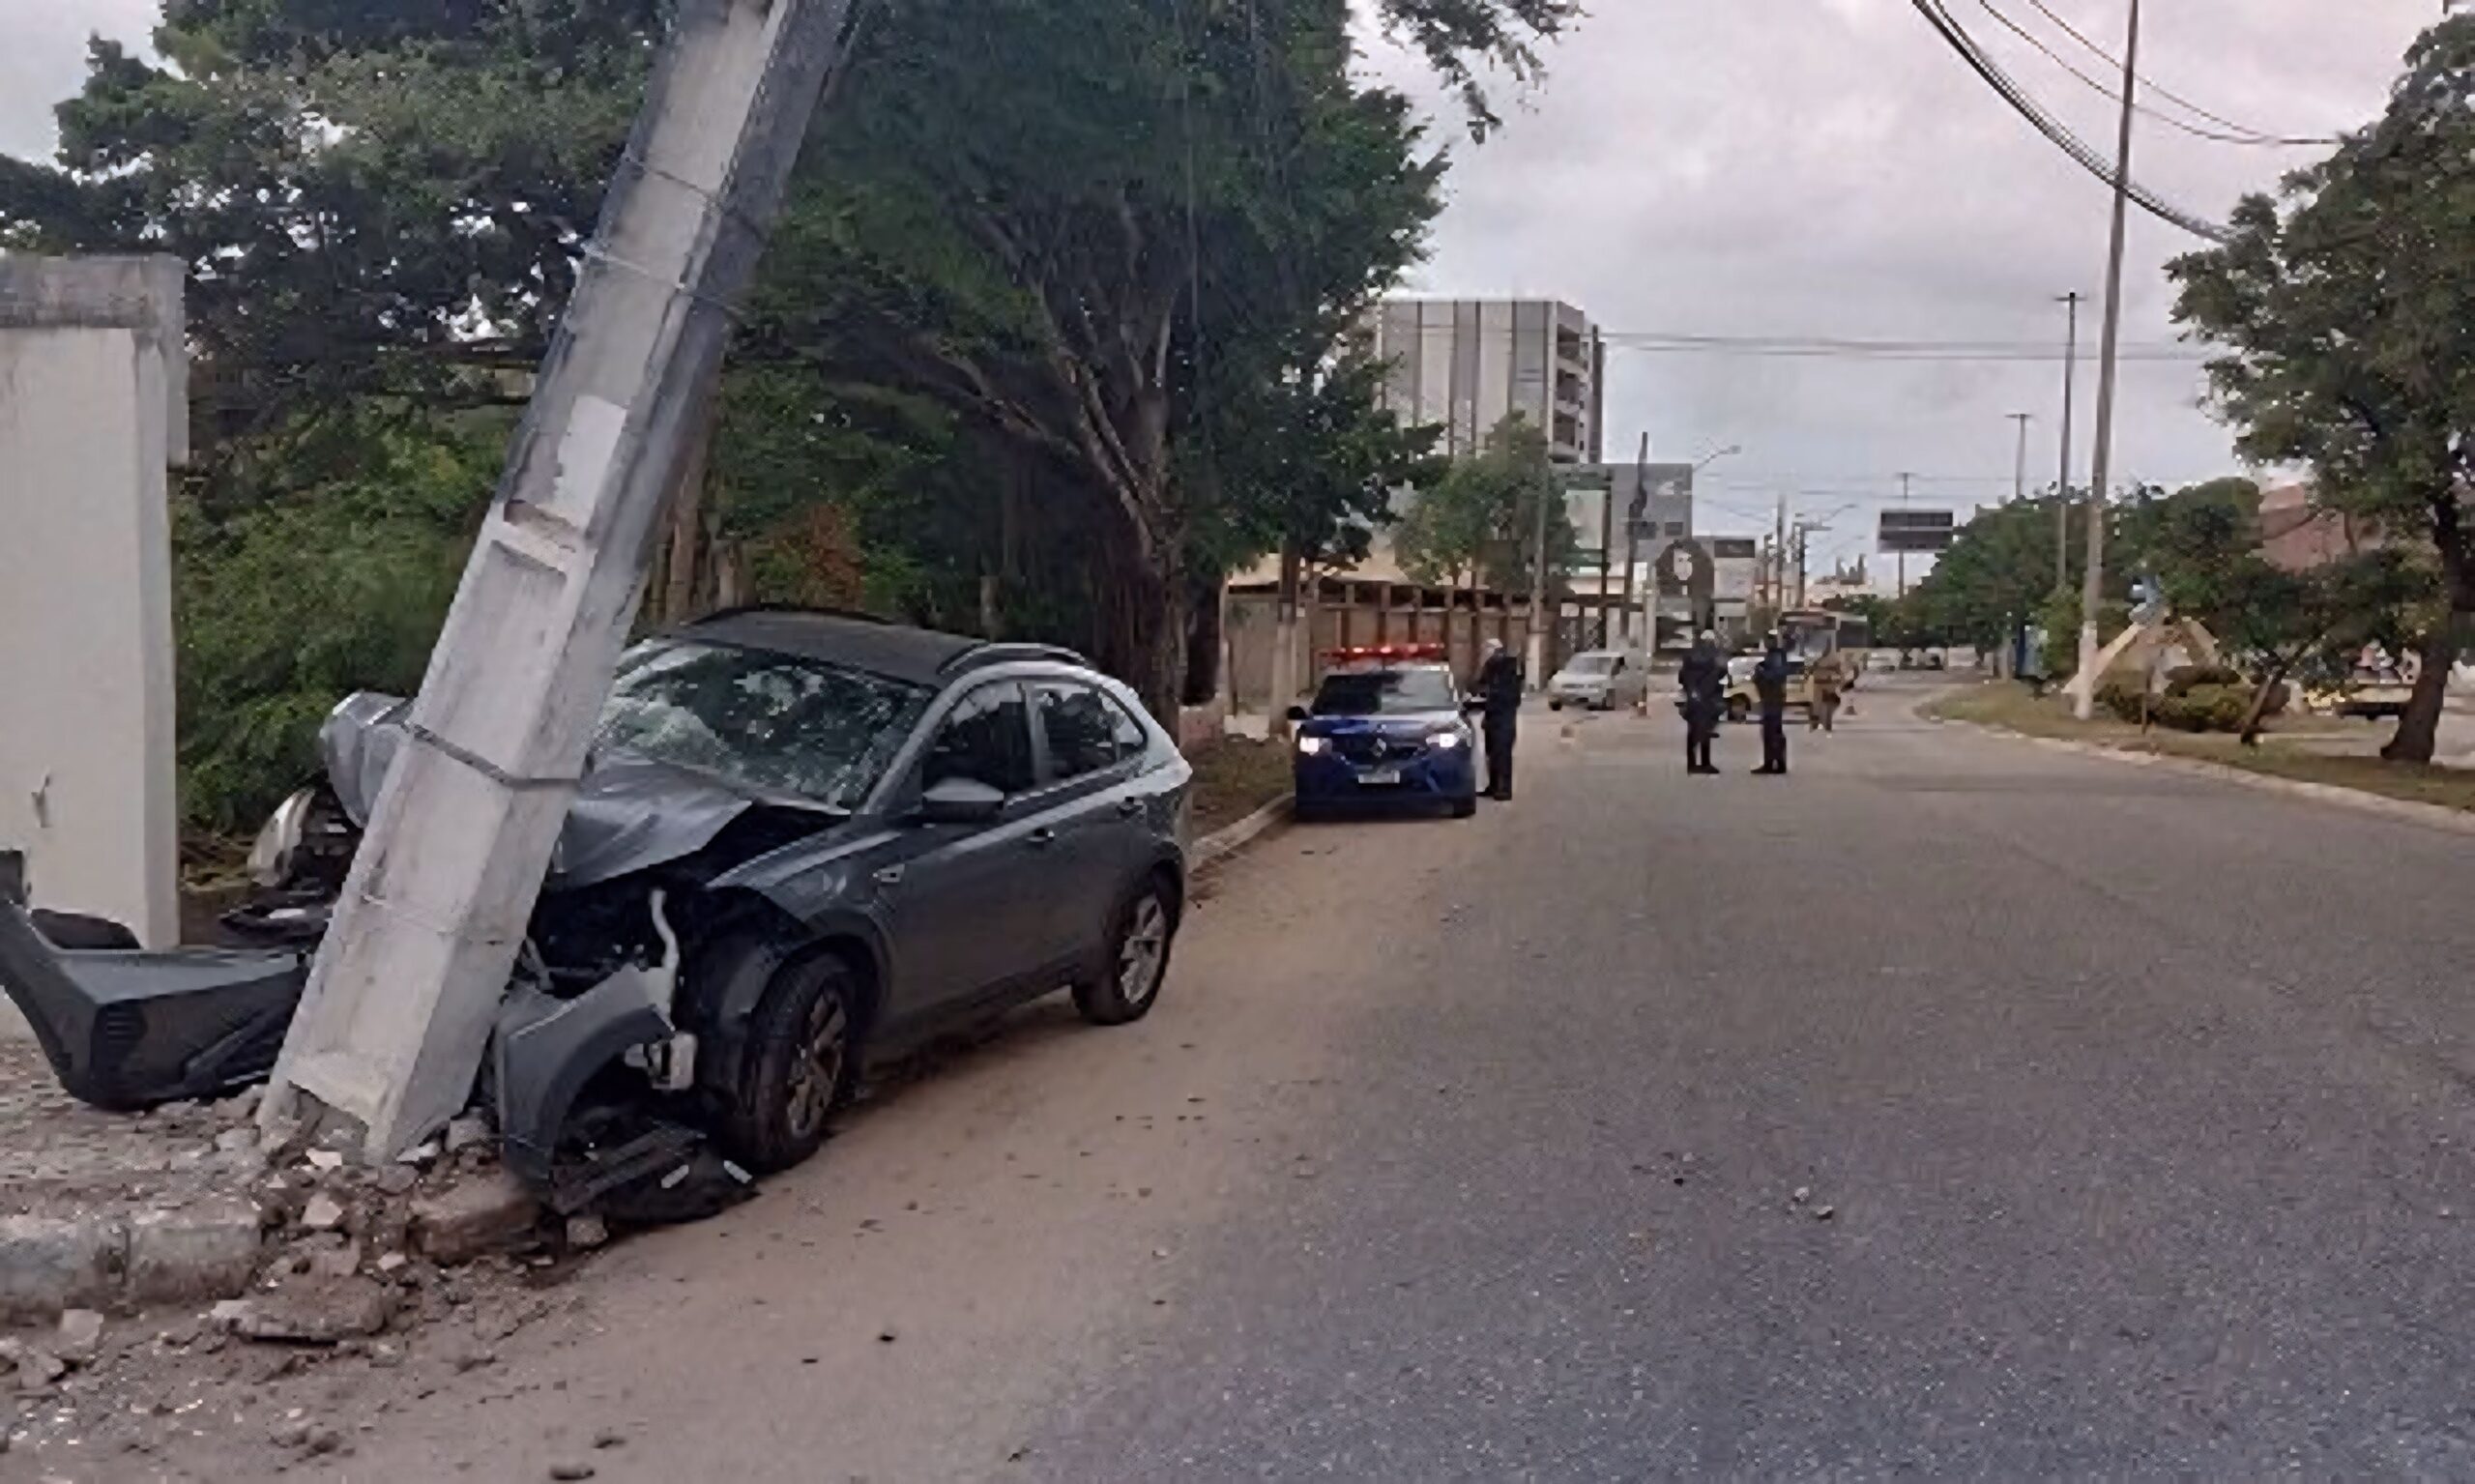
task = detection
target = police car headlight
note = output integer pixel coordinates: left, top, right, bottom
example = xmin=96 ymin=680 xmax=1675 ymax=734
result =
xmin=1296 ymin=735 xmax=1329 ymax=756
xmin=1428 ymin=731 xmax=1465 ymax=750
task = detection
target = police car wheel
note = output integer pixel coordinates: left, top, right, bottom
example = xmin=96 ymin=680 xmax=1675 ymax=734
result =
xmin=1548 ymin=699 xmax=1563 ymax=712
xmin=1450 ymin=795 xmax=1478 ymax=819
xmin=1727 ymin=697 xmax=1751 ymax=725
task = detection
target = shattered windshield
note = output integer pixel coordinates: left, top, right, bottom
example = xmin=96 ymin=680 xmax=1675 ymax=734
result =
xmin=596 ymin=641 xmax=929 ymax=809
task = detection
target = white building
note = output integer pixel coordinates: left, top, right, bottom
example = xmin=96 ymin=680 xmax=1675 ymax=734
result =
xmin=1370 ymin=299 xmax=1605 ymax=464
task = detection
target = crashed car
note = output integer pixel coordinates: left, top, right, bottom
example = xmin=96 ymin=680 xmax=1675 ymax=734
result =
xmin=2 ymin=609 xmax=1194 ymax=1208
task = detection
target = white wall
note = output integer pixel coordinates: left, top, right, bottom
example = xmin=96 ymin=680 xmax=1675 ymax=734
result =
xmin=0 ymin=258 xmax=188 ymax=1043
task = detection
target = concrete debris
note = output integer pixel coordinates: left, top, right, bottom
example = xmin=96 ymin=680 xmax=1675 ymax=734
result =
xmin=126 ymin=1199 xmax=266 ymax=1308
xmin=444 ymin=1114 xmax=494 ymax=1156
xmin=374 ymin=1252 xmax=410 ymax=1276
xmin=1791 ymin=1187 xmax=1812 ymax=1205
xmin=305 ymin=1149 xmax=346 ymax=1173
xmin=593 ymin=1428 xmax=626 ymax=1450
xmin=565 ymin=1214 xmax=609 ymax=1252
xmin=413 ymin=1170 xmax=539 ymax=1266
xmin=213 ymin=1128 xmax=257 ymax=1156
xmin=306 ymin=1242 xmax=364 ymax=1281
xmin=372 ymin=1163 xmax=420 ymax=1197
xmin=301 ymin=1194 xmax=347 ymax=1233
xmin=1813 ymin=1205 xmax=1837 ymax=1222
xmin=52 ymin=1310 xmax=103 ymax=1366
xmin=224 ymin=1277 xmax=395 ymax=1345
xmin=398 ymin=1141 xmax=442 ymax=1168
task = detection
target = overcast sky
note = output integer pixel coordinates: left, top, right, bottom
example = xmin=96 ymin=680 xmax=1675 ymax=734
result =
xmin=2 ymin=0 xmax=2442 ymax=572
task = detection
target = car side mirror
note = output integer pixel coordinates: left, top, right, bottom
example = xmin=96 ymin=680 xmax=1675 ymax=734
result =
xmin=1285 ymin=705 xmax=1310 ymax=724
xmin=917 ymin=776 xmax=1006 ymax=826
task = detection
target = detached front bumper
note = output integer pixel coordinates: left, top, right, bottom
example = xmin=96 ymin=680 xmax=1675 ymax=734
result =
xmin=0 ymin=901 xmax=307 ymax=1111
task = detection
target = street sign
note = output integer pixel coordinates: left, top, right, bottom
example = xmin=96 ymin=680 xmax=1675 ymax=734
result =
xmin=1878 ymin=509 xmax=1956 ymax=554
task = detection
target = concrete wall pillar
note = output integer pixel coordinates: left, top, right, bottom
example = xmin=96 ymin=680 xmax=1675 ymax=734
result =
xmin=0 ymin=258 xmax=189 ymax=1011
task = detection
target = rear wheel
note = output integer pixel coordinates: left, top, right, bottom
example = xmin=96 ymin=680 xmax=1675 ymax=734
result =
xmin=1727 ymin=696 xmax=1751 ymax=725
xmin=1074 ymin=878 xmax=1178 ymax=1027
xmin=721 ymin=953 xmax=860 ymax=1174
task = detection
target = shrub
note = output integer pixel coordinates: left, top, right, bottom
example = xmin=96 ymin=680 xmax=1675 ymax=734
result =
xmin=2163 ymin=664 xmax=2242 ymax=698
xmin=2094 ymin=675 xmax=2151 ymax=724
xmin=2154 ymin=684 xmax=2251 ymax=733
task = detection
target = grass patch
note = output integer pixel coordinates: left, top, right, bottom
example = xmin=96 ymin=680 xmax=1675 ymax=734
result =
xmin=1186 ymin=737 xmax=1294 ymax=837
xmin=1926 ymin=682 xmax=2475 ymax=815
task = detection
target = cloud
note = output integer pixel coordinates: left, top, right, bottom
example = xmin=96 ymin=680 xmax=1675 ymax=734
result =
xmin=0 ymin=0 xmax=160 ymax=161
xmin=1365 ymin=0 xmax=2436 ymax=560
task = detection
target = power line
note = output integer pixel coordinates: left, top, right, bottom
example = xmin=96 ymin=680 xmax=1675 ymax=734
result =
xmin=1396 ymin=321 xmax=2211 ymax=363
xmin=1908 ymin=0 xmax=2234 ymax=244
xmin=2015 ymin=0 xmax=2335 ymax=146
xmin=1971 ymin=0 xmax=2330 ymax=148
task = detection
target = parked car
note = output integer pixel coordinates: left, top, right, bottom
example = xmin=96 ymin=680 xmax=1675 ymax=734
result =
xmin=1 ymin=609 xmax=1193 ymax=1198
xmin=1548 ymin=650 xmax=1650 ymax=712
xmin=1288 ymin=645 xmax=1479 ymax=819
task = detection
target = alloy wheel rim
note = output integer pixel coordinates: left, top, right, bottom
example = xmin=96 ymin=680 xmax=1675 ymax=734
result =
xmin=1118 ymin=895 xmax=1169 ymax=1004
xmin=784 ymin=994 xmax=849 ymax=1138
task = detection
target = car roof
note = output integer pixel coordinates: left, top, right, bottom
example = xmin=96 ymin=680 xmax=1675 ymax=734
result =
xmin=675 ymin=607 xmax=1085 ymax=685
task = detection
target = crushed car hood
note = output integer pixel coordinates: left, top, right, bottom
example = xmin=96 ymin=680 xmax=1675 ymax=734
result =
xmin=322 ymin=693 xmax=839 ymax=888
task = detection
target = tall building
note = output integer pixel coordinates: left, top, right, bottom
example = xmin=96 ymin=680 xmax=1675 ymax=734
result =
xmin=1371 ymin=299 xmax=1605 ymax=464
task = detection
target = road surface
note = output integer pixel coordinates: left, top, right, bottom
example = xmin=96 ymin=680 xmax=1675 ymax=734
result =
xmin=182 ymin=682 xmax=2475 ymax=1478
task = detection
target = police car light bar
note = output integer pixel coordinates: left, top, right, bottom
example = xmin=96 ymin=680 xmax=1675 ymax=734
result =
xmin=1326 ymin=644 xmax=1448 ymax=663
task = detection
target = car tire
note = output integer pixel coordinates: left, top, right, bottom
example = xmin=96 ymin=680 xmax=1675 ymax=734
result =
xmin=1727 ymin=697 xmax=1751 ymax=725
xmin=1073 ymin=876 xmax=1179 ymax=1027
xmin=721 ymin=951 xmax=861 ymax=1174
xmin=1549 ymin=699 xmax=1563 ymax=712
xmin=1450 ymin=795 xmax=1478 ymax=819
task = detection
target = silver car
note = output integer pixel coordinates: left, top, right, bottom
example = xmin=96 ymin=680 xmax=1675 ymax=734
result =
xmin=1548 ymin=651 xmax=1650 ymax=712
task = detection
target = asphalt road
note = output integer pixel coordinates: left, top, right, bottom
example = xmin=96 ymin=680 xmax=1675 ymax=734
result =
xmin=219 ymin=681 xmax=2475 ymax=1479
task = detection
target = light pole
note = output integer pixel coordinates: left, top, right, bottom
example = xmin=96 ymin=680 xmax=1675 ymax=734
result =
xmin=2076 ymin=0 xmax=2140 ymax=719
xmin=2055 ymin=291 xmax=2082 ymax=590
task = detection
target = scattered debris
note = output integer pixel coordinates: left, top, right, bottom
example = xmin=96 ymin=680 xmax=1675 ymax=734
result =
xmin=1813 ymin=1205 xmax=1837 ymax=1222
xmin=413 ymin=1170 xmax=541 ymax=1266
xmin=549 ymin=1462 xmax=598 ymax=1481
xmin=306 ymin=1149 xmax=346 ymax=1173
xmin=593 ymin=1428 xmax=626 ymax=1450
xmin=52 ymin=1309 xmax=103 ymax=1366
xmin=444 ymin=1114 xmax=495 ymax=1157
xmin=565 ymin=1215 xmax=609 ymax=1252
xmin=1791 ymin=1186 xmax=1812 ymax=1205
xmin=301 ymin=1193 xmax=348 ymax=1233
xmin=222 ymin=1277 xmax=395 ymax=1345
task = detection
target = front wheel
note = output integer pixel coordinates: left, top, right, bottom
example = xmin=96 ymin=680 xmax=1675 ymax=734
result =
xmin=721 ymin=954 xmax=860 ymax=1174
xmin=1074 ymin=878 xmax=1179 ymax=1027
xmin=1450 ymin=795 xmax=1478 ymax=819
xmin=1727 ymin=697 xmax=1751 ymax=725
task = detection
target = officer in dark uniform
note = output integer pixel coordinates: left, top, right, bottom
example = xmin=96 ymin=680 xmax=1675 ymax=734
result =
xmin=1752 ymin=631 xmax=1791 ymax=776
xmin=1473 ymin=639 xmax=1524 ymax=800
xmin=1677 ymin=630 xmax=1726 ymax=775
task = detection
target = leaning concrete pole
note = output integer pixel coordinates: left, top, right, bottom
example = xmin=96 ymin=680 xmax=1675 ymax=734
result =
xmin=263 ymin=0 xmax=854 ymax=1157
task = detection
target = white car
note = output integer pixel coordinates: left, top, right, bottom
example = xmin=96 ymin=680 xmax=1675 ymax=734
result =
xmin=1548 ymin=651 xmax=1650 ymax=712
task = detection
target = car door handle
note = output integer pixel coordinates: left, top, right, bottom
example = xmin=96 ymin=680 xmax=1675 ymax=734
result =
xmin=1027 ymin=827 xmax=1057 ymax=847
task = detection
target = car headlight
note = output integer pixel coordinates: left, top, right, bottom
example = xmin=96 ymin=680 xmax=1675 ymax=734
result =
xmin=1428 ymin=731 xmax=1466 ymax=750
xmin=247 ymin=787 xmax=319 ymax=889
xmin=1296 ymin=735 xmax=1329 ymax=756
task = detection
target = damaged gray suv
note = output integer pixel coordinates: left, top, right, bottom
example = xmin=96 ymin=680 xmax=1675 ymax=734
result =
xmin=1 ymin=608 xmax=1193 ymax=1202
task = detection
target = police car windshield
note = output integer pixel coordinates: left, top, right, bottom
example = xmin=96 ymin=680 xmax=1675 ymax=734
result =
xmin=1312 ymin=666 xmax=1458 ymax=716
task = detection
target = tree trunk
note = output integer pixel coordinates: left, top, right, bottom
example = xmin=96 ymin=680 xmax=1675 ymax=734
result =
xmin=1268 ymin=541 xmax=1302 ymax=733
xmin=1091 ymin=539 xmax=1185 ymax=727
xmin=1182 ymin=568 xmax=1223 ymax=708
xmin=2382 ymin=624 xmax=2459 ymax=764
xmin=2239 ymin=647 xmax=2303 ymax=748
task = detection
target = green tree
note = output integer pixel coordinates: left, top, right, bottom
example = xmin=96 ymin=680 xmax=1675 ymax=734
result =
xmin=1908 ymin=490 xmax=2131 ymax=655
xmin=2127 ymin=479 xmax=2428 ymax=742
xmin=2169 ymin=16 xmax=2475 ymax=763
xmin=1394 ymin=414 xmax=1570 ymax=656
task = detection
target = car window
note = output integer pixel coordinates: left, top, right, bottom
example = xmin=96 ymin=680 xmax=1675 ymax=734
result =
xmin=597 ymin=640 xmax=929 ymax=809
xmin=1311 ymin=667 xmax=1459 ymax=715
xmin=1108 ymin=695 xmax=1150 ymax=759
xmin=922 ymin=684 xmax=1034 ymax=796
xmin=1033 ymin=682 xmax=1126 ymax=782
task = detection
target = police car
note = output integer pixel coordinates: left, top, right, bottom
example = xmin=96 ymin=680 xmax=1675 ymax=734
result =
xmin=1285 ymin=645 xmax=1480 ymax=819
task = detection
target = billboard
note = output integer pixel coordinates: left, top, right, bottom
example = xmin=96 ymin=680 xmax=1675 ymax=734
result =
xmin=1878 ymin=509 xmax=1956 ymax=554
xmin=1710 ymin=537 xmax=1760 ymax=603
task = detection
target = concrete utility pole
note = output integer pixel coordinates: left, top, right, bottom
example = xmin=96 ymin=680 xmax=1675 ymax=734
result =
xmin=2076 ymin=0 xmax=2140 ymax=720
xmin=263 ymin=0 xmax=856 ymax=1157
xmin=2055 ymin=291 xmax=2082 ymax=591
xmin=1619 ymin=431 xmax=1649 ymax=647
xmin=1896 ymin=473 xmax=1915 ymax=600
xmin=2008 ymin=413 xmax=2033 ymax=505
xmin=1527 ymin=470 xmax=1553 ymax=687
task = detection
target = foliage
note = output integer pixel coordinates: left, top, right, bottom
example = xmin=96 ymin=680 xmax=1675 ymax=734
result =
xmin=1393 ymin=414 xmax=1573 ymax=594
xmin=1908 ymin=490 xmax=2131 ymax=653
xmin=2168 ymin=15 xmax=2475 ymax=761
xmin=175 ymin=414 xmax=503 ymax=831
xmin=2153 ymin=684 xmax=2253 ymax=734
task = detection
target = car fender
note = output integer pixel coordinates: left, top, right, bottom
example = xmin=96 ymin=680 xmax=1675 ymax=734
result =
xmin=683 ymin=906 xmax=889 ymax=1094
xmin=492 ymin=972 xmax=675 ymax=1190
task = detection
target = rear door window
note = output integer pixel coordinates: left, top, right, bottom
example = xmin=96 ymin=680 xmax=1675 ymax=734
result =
xmin=922 ymin=684 xmax=1035 ymax=796
xmin=1032 ymin=682 xmax=1129 ymax=783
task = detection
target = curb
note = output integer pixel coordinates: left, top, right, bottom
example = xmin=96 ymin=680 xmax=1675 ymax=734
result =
xmin=1930 ymin=710 xmax=2475 ymax=839
xmin=1191 ymin=795 xmax=1294 ymax=874
xmin=0 ymin=1199 xmax=263 ymax=1326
